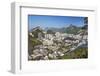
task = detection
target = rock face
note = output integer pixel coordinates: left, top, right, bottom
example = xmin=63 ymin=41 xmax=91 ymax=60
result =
xmin=28 ymin=25 xmax=88 ymax=60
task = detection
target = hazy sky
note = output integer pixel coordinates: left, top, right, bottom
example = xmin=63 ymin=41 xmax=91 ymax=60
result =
xmin=28 ymin=15 xmax=85 ymax=30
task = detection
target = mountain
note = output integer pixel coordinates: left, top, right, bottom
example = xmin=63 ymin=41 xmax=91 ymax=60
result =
xmin=30 ymin=26 xmax=45 ymax=38
xmin=29 ymin=26 xmax=43 ymax=32
xmin=45 ymin=27 xmax=64 ymax=33
xmin=65 ymin=24 xmax=81 ymax=34
xmin=81 ymin=25 xmax=88 ymax=30
xmin=45 ymin=24 xmax=81 ymax=34
xmin=29 ymin=24 xmax=83 ymax=35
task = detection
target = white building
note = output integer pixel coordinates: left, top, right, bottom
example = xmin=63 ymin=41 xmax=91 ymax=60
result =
xmin=55 ymin=32 xmax=61 ymax=38
xmin=45 ymin=34 xmax=53 ymax=40
xmin=74 ymin=34 xmax=82 ymax=40
xmin=83 ymin=35 xmax=87 ymax=40
xmin=29 ymin=33 xmax=34 ymax=37
xmin=43 ymin=39 xmax=53 ymax=46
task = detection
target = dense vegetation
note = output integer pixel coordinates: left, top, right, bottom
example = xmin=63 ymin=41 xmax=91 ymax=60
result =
xmin=61 ymin=48 xmax=88 ymax=59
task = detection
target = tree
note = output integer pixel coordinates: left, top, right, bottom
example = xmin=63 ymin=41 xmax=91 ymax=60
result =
xmin=47 ymin=29 xmax=55 ymax=34
xmin=82 ymin=17 xmax=88 ymax=30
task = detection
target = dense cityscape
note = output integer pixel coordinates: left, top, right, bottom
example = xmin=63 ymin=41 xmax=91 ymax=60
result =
xmin=28 ymin=17 xmax=88 ymax=60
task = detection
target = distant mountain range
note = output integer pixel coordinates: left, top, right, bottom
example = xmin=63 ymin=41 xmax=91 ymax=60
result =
xmin=44 ymin=24 xmax=85 ymax=34
xmin=29 ymin=24 xmax=87 ymax=35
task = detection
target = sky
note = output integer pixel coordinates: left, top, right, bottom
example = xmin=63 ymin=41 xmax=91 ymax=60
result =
xmin=28 ymin=15 xmax=85 ymax=30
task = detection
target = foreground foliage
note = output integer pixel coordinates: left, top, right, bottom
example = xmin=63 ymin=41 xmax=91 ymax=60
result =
xmin=61 ymin=48 xmax=88 ymax=59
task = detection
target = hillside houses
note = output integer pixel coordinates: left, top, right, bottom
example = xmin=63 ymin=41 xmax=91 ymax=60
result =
xmin=28 ymin=26 xmax=88 ymax=60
